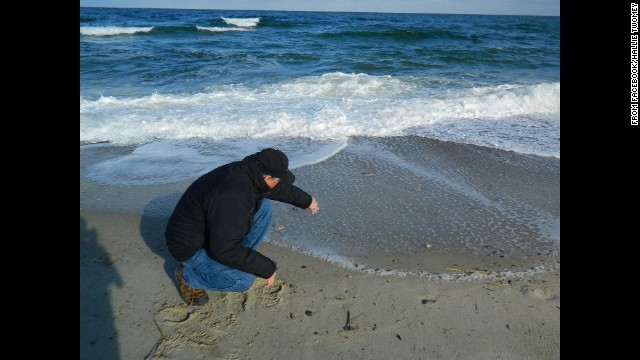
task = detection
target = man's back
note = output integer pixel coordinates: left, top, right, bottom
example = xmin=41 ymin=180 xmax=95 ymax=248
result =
xmin=165 ymin=159 xmax=245 ymax=262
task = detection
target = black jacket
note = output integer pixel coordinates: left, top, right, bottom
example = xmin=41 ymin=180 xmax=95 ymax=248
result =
xmin=165 ymin=154 xmax=312 ymax=279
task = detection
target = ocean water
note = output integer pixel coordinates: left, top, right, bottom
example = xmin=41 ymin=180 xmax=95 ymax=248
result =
xmin=80 ymin=8 xmax=560 ymax=277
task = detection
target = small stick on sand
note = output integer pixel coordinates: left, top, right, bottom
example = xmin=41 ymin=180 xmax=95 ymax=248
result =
xmin=344 ymin=311 xmax=351 ymax=331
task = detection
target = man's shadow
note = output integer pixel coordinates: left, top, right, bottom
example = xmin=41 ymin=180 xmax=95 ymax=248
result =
xmin=139 ymin=192 xmax=183 ymax=290
xmin=80 ymin=216 xmax=123 ymax=360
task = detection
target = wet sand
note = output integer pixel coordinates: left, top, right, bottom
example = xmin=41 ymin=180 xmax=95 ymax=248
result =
xmin=80 ymin=136 xmax=560 ymax=359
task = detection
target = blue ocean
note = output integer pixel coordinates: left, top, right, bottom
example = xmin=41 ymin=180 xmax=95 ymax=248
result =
xmin=80 ymin=8 xmax=559 ymax=277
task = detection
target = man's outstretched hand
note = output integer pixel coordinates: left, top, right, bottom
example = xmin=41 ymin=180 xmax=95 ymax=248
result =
xmin=265 ymin=271 xmax=276 ymax=288
xmin=308 ymin=197 xmax=319 ymax=214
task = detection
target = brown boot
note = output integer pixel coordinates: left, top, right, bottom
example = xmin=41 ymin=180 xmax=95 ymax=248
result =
xmin=175 ymin=265 xmax=209 ymax=306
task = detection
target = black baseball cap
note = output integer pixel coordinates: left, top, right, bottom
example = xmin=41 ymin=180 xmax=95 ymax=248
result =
xmin=255 ymin=148 xmax=295 ymax=183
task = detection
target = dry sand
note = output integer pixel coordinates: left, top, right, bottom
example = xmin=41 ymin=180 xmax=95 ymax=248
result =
xmin=81 ymin=136 xmax=559 ymax=359
xmin=80 ymin=210 xmax=559 ymax=360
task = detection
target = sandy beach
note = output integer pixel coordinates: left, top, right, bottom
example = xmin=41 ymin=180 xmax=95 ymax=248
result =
xmin=81 ymin=7 xmax=560 ymax=358
xmin=80 ymin=210 xmax=559 ymax=360
xmin=81 ymin=137 xmax=559 ymax=359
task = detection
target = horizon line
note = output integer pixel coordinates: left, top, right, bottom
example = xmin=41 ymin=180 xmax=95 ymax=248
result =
xmin=79 ymin=6 xmax=560 ymax=18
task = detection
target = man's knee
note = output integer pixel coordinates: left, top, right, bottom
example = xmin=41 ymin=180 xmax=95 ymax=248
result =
xmin=260 ymin=198 xmax=272 ymax=214
xmin=256 ymin=199 xmax=273 ymax=222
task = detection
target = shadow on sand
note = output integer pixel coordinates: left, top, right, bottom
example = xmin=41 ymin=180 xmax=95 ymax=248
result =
xmin=80 ymin=216 xmax=123 ymax=360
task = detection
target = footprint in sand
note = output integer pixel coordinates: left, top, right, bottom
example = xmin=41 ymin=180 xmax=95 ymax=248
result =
xmin=520 ymin=285 xmax=557 ymax=300
xmin=150 ymin=305 xmax=232 ymax=358
xmin=217 ymin=283 xmax=287 ymax=312
xmin=242 ymin=282 xmax=287 ymax=311
xmin=148 ymin=281 xmax=287 ymax=358
xmin=156 ymin=306 xmax=191 ymax=323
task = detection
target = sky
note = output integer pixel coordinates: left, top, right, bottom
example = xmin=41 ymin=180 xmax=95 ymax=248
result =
xmin=79 ymin=0 xmax=560 ymax=17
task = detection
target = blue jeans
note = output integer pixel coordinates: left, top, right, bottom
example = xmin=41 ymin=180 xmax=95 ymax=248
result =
xmin=181 ymin=199 xmax=272 ymax=292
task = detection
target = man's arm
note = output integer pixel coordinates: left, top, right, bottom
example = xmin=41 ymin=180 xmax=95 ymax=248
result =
xmin=266 ymin=181 xmax=313 ymax=209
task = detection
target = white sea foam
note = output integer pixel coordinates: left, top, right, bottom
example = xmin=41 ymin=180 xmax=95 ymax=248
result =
xmin=80 ymin=70 xmax=560 ymax=196
xmin=221 ymin=17 xmax=261 ymax=27
xmin=80 ymin=26 xmax=154 ymax=36
xmin=196 ymin=26 xmax=250 ymax=32
xmin=82 ymin=138 xmax=347 ymax=186
xmin=80 ymin=73 xmax=559 ymax=157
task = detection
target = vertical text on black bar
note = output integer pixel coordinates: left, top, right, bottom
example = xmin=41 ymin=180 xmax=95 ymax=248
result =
xmin=632 ymin=3 xmax=638 ymax=125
